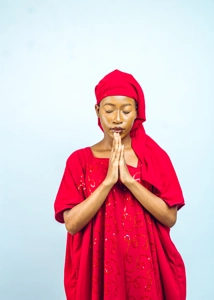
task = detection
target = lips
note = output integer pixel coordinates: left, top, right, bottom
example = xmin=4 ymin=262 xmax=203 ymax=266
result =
xmin=110 ymin=127 xmax=125 ymax=133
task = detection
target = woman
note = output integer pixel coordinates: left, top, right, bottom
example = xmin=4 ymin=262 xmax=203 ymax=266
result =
xmin=54 ymin=70 xmax=186 ymax=300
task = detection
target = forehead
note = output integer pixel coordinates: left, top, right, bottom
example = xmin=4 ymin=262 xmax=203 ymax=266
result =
xmin=100 ymin=96 xmax=136 ymax=107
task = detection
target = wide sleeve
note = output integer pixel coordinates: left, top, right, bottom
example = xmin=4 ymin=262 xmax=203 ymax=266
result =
xmin=54 ymin=151 xmax=85 ymax=223
xmin=158 ymin=153 xmax=185 ymax=210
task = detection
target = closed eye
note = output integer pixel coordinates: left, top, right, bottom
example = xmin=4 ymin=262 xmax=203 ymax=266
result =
xmin=105 ymin=111 xmax=131 ymax=114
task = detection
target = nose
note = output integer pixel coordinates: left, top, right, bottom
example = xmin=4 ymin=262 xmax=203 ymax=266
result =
xmin=113 ymin=110 xmax=123 ymax=124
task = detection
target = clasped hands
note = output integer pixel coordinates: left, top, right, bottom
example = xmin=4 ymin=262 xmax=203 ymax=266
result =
xmin=104 ymin=132 xmax=134 ymax=187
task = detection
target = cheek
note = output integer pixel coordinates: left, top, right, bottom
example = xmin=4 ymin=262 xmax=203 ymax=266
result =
xmin=130 ymin=120 xmax=136 ymax=129
xmin=100 ymin=114 xmax=111 ymax=127
xmin=126 ymin=114 xmax=136 ymax=126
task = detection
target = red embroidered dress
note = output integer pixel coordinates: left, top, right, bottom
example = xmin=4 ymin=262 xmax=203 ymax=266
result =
xmin=54 ymin=147 xmax=186 ymax=300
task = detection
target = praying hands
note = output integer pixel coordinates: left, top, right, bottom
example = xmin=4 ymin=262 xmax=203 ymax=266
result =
xmin=104 ymin=132 xmax=134 ymax=187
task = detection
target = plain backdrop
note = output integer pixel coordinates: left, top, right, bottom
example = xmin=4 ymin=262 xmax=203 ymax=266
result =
xmin=0 ymin=1 xmax=213 ymax=299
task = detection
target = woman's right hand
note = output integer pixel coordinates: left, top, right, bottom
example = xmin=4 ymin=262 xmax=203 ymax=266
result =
xmin=104 ymin=133 xmax=121 ymax=186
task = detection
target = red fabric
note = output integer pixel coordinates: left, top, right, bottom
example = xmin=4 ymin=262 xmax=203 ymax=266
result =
xmin=95 ymin=70 xmax=184 ymax=208
xmin=54 ymin=70 xmax=186 ymax=299
xmin=54 ymin=148 xmax=186 ymax=299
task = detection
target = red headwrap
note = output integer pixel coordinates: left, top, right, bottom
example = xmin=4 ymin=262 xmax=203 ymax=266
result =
xmin=95 ymin=69 xmax=184 ymax=209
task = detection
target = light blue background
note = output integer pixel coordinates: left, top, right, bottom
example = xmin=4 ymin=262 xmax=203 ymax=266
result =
xmin=0 ymin=1 xmax=213 ymax=299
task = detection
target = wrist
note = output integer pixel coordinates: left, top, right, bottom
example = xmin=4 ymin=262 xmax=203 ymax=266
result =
xmin=102 ymin=179 xmax=115 ymax=189
xmin=122 ymin=176 xmax=136 ymax=188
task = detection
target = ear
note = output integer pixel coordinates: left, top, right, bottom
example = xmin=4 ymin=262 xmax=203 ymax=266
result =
xmin=95 ymin=104 xmax=100 ymax=118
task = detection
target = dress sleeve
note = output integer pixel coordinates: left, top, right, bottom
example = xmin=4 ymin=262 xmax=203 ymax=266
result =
xmin=158 ymin=153 xmax=185 ymax=210
xmin=54 ymin=151 xmax=85 ymax=223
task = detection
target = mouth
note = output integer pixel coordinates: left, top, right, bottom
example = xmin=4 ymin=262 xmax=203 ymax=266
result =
xmin=110 ymin=127 xmax=125 ymax=134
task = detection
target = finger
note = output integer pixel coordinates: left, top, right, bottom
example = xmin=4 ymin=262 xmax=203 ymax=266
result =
xmin=117 ymin=133 xmax=121 ymax=150
xmin=119 ymin=144 xmax=124 ymax=164
xmin=112 ymin=135 xmax=115 ymax=151
xmin=121 ymin=144 xmax=124 ymax=155
xmin=111 ymin=133 xmax=119 ymax=162
xmin=117 ymin=133 xmax=120 ymax=146
xmin=110 ymin=142 xmax=114 ymax=158
xmin=115 ymin=136 xmax=121 ymax=162
xmin=117 ymin=133 xmax=121 ymax=147
xmin=110 ymin=147 xmax=116 ymax=164
xmin=113 ymin=132 xmax=117 ymax=146
xmin=114 ymin=133 xmax=119 ymax=153
xmin=111 ymin=133 xmax=116 ymax=153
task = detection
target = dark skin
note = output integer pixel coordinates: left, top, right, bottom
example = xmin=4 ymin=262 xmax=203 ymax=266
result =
xmin=92 ymin=96 xmax=138 ymax=168
xmin=63 ymin=96 xmax=177 ymax=235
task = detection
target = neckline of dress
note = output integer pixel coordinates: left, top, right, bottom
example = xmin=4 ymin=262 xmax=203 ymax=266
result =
xmin=87 ymin=147 xmax=140 ymax=169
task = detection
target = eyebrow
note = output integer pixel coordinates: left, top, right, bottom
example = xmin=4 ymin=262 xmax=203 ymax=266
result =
xmin=103 ymin=103 xmax=133 ymax=107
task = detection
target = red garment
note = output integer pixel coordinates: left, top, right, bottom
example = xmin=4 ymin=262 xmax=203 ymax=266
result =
xmin=54 ymin=147 xmax=186 ymax=300
xmin=55 ymin=70 xmax=186 ymax=299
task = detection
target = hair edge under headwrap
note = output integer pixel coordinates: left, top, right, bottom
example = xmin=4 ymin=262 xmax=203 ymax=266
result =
xmin=95 ymin=69 xmax=146 ymax=123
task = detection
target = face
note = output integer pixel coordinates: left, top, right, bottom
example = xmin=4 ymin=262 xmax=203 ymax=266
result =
xmin=95 ymin=96 xmax=137 ymax=140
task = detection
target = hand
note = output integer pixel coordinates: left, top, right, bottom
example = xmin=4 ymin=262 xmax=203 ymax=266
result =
xmin=118 ymin=135 xmax=134 ymax=185
xmin=104 ymin=133 xmax=133 ymax=186
xmin=104 ymin=133 xmax=121 ymax=186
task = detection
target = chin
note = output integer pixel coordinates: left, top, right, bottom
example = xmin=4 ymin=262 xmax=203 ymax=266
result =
xmin=121 ymin=132 xmax=128 ymax=139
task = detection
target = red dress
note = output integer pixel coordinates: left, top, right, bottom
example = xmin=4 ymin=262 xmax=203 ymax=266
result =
xmin=54 ymin=147 xmax=186 ymax=300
